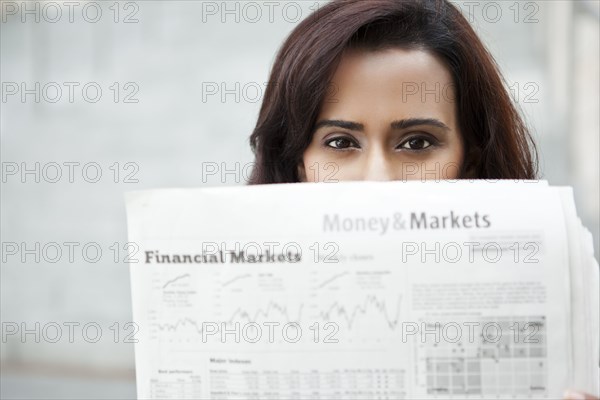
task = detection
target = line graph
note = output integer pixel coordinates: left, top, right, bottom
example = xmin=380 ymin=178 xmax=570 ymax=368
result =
xmin=150 ymin=266 xmax=406 ymax=348
xmin=315 ymin=271 xmax=349 ymax=289
xmin=221 ymin=273 xmax=252 ymax=287
xmin=154 ymin=293 xmax=403 ymax=340
xmin=226 ymin=301 xmax=303 ymax=324
xmin=162 ymin=273 xmax=191 ymax=289
xmin=153 ymin=300 xmax=304 ymax=338
xmin=317 ymin=294 xmax=403 ymax=330
xmin=155 ymin=317 xmax=204 ymax=335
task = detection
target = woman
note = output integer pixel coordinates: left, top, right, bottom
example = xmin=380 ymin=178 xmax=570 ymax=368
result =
xmin=248 ymin=0 xmax=597 ymax=398
xmin=248 ymin=0 xmax=539 ymax=183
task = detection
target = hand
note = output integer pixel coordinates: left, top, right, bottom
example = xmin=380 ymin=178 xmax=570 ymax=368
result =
xmin=564 ymin=390 xmax=599 ymax=400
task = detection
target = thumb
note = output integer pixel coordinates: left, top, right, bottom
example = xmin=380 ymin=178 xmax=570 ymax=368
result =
xmin=563 ymin=389 xmax=599 ymax=400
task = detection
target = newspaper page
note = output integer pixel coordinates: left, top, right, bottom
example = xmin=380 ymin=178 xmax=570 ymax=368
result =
xmin=125 ymin=181 xmax=595 ymax=399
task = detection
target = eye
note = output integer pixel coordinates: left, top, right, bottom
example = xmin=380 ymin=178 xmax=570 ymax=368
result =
xmin=398 ymin=136 xmax=434 ymax=151
xmin=325 ymin=136 xmax=359 ymax=150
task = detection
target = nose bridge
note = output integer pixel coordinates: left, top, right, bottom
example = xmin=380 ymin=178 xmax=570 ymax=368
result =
xmin=362 ymin=141 xmax=395 ymax=181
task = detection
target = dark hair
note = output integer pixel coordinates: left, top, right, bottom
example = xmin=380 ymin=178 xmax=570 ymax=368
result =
xmin=248 ymin=0 xmax=538 ymax=183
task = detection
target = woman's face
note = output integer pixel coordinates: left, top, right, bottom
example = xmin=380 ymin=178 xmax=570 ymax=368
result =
xmin=300 ymin=48 xmax=465 ymax=182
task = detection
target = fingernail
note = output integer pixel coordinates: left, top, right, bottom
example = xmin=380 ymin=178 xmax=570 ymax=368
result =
xmin=563 ymin=389 xmax=587 ymax=400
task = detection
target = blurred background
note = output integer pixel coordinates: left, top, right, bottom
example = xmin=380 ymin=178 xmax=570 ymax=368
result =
xmin=1 ymin=0 xmax=598 ymax=398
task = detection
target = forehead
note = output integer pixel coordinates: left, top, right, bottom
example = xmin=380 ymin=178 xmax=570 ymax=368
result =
xmin=320 ymin=48 xmax=457 ymax=124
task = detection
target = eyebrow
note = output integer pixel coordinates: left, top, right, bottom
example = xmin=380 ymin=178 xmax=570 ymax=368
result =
xmin=313 ymin=118 xmax=450 ymax=132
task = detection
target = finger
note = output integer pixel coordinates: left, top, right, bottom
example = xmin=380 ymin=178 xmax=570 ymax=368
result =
xmin=563 ymin=389 xmax=599 ymax=400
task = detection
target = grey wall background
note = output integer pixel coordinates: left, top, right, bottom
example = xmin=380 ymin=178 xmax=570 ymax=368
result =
xmin=1 ymin=1 xmax=599 ymax=398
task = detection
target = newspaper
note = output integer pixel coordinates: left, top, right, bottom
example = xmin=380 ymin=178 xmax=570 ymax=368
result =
xmin=125 ymin=181 xmax=599 ymax=399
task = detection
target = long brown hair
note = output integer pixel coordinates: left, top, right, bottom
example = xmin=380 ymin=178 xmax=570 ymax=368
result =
xmin=248 ymin=0 xmax=538 ymax=183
